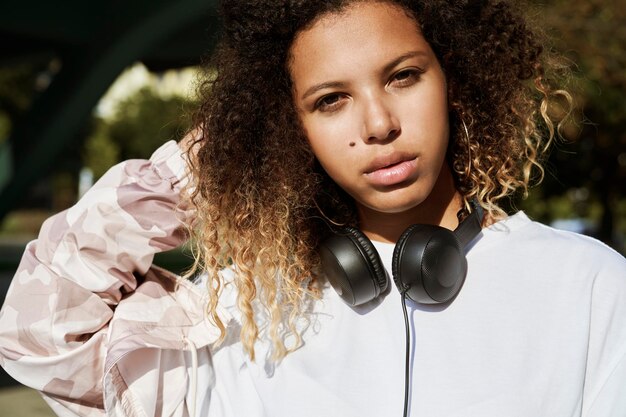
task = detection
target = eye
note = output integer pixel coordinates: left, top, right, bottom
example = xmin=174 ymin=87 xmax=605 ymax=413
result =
xmin=314 ymin=93 xmax=346 ymax=112
xmin=389 ymin=68 xmax=423 ymax=88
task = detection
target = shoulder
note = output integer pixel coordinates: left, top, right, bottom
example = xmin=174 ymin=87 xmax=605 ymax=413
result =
xmin=480 ymin=211 xmax=625 ymax=273
xmin=471 ymin=212 xmax=625 ymax=301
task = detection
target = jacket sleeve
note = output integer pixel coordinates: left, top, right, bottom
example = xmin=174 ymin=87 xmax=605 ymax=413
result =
xmin=0 ymin=140 xmax=192 ymax=416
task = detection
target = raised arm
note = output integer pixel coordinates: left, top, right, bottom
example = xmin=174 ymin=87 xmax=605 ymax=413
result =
xmin=0 ymin=139 xmax=192 ymax=416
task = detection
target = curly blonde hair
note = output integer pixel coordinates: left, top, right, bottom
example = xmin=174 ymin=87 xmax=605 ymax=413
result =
xmin=185 ymin=0 xmax=571 ymax=360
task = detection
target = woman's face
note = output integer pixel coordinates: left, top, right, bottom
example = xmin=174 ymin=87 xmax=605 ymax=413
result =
xmin=290 ymin=1 xmax=451 ymax=224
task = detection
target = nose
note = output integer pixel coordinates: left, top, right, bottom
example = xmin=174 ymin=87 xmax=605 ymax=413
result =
xmin=361 ymin=96 xmax=400 ymax=142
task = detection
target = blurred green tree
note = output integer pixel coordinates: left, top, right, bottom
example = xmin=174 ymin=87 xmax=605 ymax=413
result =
xmin=82 ymin=125 xmax=121 ymax=180
xmin=520 ymin=0 xmax=626 ymax=251
xmin=83 ymin=86 xmax=197 ymax=179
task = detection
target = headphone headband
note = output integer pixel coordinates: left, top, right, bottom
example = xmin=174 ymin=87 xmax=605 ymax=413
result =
xmin=455 ymin=200 xmax=484 ymax=247
xmin=319 ymin=200 xmax=484 ymax=306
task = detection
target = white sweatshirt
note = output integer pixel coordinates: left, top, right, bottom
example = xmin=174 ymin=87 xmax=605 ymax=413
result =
xmin=207 ymin=212 xmax=626 ymax=417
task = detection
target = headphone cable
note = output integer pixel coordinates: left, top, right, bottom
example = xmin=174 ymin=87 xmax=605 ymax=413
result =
xmin=401 ymin=291 xmax=411 ymax=417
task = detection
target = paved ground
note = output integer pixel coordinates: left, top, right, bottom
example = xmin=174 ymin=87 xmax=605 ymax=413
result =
xmin=0 ymin=386 xmax=56 ymax=417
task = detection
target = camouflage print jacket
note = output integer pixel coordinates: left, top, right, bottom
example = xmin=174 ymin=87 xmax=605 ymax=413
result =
xmin=0 ymin=141 xmax=224 ymax=416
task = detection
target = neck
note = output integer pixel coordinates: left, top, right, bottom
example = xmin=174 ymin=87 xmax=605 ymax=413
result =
xmin=358 ymin=163 xmax=462 ymax=243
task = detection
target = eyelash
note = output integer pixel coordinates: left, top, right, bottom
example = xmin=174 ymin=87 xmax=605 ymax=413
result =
xmin=390 ymin=68 xmax=424 ymax=87
xmin=313 ymin=67 xmax=425 ymax=113
xmin=314 ymin=94 xmax=345 ymax=112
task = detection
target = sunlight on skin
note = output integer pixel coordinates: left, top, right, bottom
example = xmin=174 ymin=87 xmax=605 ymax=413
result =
xmin=290 ymin=2 xmax=462 ymax=243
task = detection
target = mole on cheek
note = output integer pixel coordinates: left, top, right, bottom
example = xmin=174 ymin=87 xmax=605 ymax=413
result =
xmin=349 ymin=142 xmax=355 ymax=147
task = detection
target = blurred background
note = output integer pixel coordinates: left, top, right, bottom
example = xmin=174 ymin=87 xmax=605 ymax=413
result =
xmin=0 ymin=0 xmax=624 ymax=415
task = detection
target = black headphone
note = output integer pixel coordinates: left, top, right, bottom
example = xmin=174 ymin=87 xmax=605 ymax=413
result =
xmin=319 ymin=201 xmax=484 ymax=306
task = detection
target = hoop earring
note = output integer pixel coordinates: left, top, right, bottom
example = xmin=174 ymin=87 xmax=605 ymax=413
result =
xmin=461 ymin=118 xmax=472 ymax=173
xmin=313 ymin=199 xmax=346 ymax=227
xmin=454 ymin=118 xmax=474 ymax=219
xmin=461 ymin=119 xmax=470 ymax=142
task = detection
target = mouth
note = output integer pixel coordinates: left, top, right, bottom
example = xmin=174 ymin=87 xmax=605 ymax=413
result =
xmin=364 ymin=152 xmax=417 ymax=174
xmin=363 ymin=152 xmax=418 ymax=187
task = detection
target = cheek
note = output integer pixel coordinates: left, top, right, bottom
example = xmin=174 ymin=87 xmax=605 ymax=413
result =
xmin=303 ymin=116 xmax=355 ymax=165
xmin=403 ymin=93 xmax=449 ymax=155
xmin=306 ymin=133 xmax=360 ymax=194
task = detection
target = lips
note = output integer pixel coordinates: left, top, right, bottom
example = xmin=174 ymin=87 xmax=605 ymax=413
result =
xmin=363 ymin=152 xmax=418 ymax=186
xmin=364 ymin=152 xmax=416 ymax=174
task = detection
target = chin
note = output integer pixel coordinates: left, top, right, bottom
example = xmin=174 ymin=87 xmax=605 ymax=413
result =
xmin=359 ymin=193 xmax=429 ymax=215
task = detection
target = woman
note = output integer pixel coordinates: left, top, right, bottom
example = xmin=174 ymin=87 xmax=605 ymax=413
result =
xmin=1 ymin=1 xmax=625 ymax=416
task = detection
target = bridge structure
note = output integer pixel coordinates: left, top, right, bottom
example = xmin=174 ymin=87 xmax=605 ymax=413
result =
xmin=0 ymin=0 xmax=220 ymax=388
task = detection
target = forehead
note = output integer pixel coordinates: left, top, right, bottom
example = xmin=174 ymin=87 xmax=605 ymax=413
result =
xmin=289 ymin=2 xmax=425 ymax=84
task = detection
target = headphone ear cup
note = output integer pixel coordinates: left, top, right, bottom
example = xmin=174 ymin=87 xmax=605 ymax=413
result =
xmin=392 ymin=224 xmax=467 ymax=304
xmin=319 ymin=227 xmax=388 ymax=306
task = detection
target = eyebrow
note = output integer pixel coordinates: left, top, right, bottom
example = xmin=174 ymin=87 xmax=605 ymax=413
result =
xmin=300 ymin=50 xmax=428 ymax=101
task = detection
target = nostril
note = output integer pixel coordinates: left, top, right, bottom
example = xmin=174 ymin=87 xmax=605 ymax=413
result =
xmin=381 ymin=128 xmax=401 ymax=142
xmin=367 ymin=127 xmax=400 ymax=142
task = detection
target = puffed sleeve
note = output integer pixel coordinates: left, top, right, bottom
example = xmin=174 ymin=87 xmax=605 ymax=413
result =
xmin=0 ymin=140 xmax=192 ymax=416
